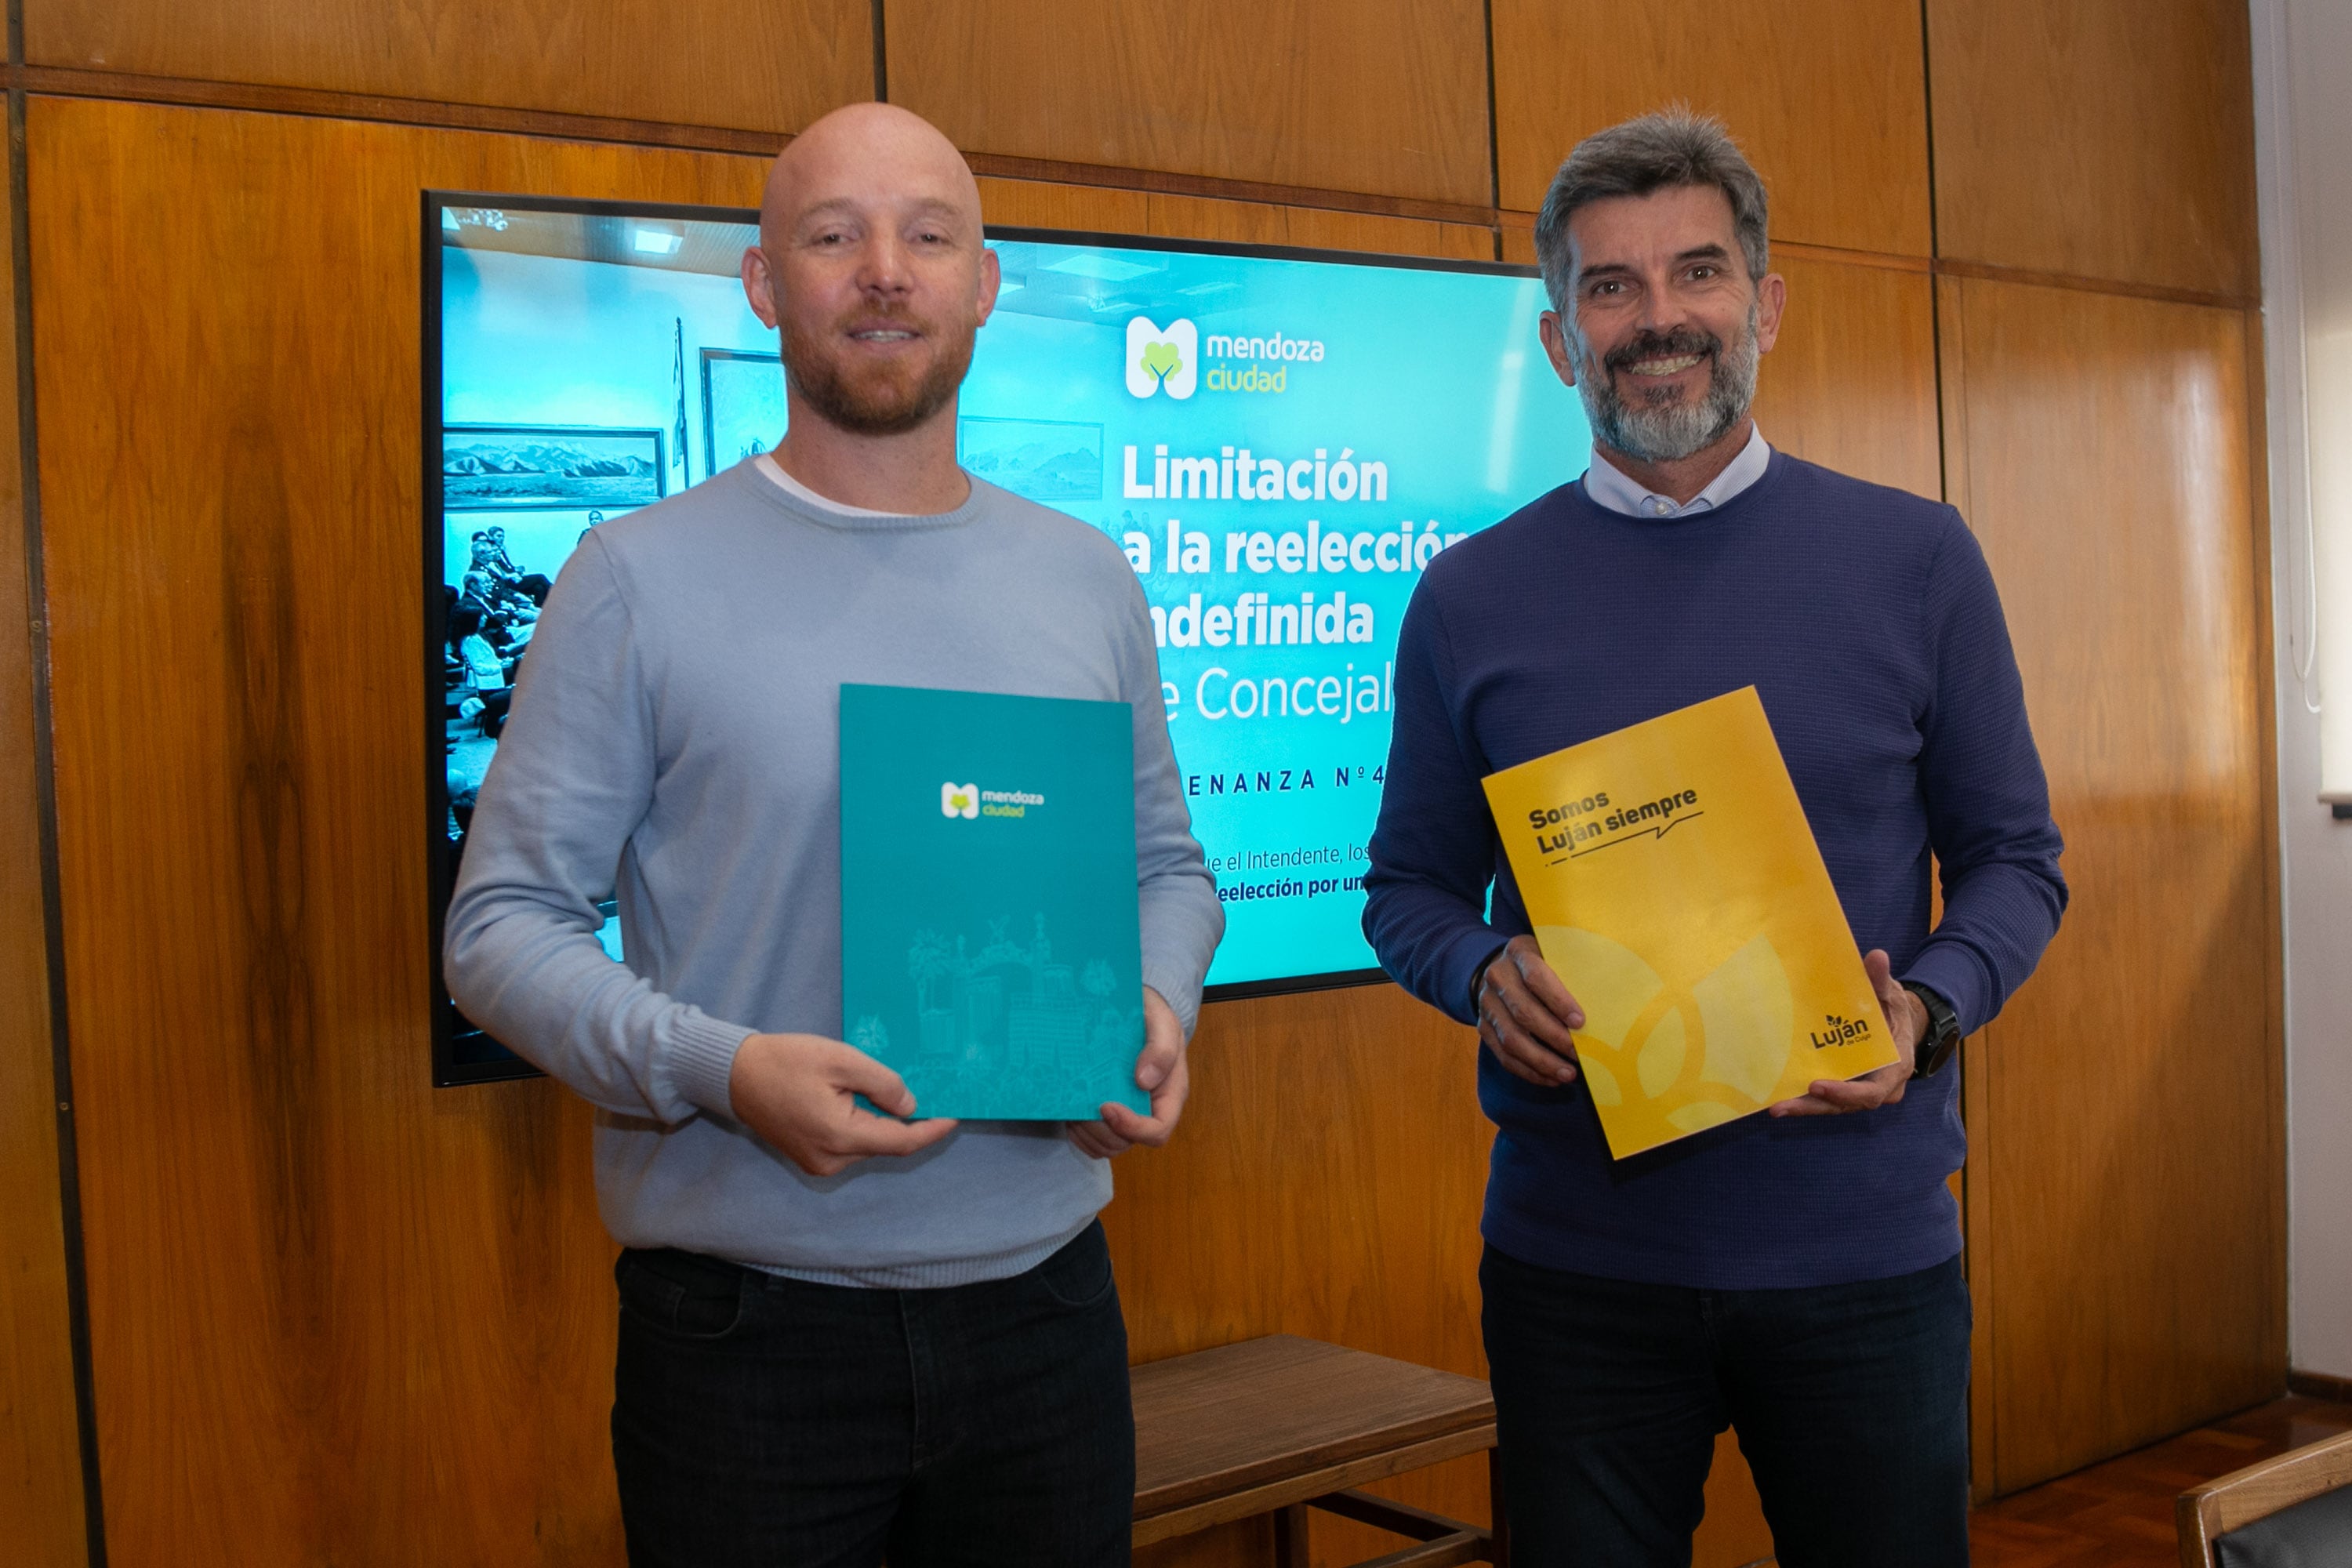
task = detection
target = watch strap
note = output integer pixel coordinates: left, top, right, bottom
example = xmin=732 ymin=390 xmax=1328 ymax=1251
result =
xmin=1903 ymin=981 xmax=1962 ymax=1078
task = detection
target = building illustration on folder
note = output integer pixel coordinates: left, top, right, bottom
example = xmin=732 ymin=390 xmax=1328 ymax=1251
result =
xmin=848 ymin=913 xmax=1142 ymax=1111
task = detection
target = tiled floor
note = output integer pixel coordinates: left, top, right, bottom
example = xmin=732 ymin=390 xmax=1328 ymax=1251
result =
xmin=1969 ymin=1396 xmax=2352 ymax=1567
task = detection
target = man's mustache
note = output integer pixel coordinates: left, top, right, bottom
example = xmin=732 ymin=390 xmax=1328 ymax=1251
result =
xmin=1602 ymin=326 xmax=1722 ymax=375
xmin=835 ymin=303 xmax=925 ymax=332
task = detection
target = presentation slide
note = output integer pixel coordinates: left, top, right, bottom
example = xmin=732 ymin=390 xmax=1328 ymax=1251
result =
xmin=430 ymin=198 xmax=1589 ymax=1072
xmin=965 ymin=239 xmax=1590 ymax=985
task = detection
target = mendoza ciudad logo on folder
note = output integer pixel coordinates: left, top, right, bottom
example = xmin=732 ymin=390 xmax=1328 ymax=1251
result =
xmin=840 ymin=684 xmax=1149 ymax=1122
xmin=1481 ymin=688 xmax=1897 ymax=1160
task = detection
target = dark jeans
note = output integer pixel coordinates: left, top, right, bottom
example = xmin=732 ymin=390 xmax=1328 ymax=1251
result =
xmin=1481 ymin=1245 xmax=1972 ymax=1568
xmin=612 ymin=1221 xmax=1134 ymax=1568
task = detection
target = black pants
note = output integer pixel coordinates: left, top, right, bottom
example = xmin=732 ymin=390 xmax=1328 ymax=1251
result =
xmin=612 ymin=1221 xmax=1134 ymax=1568
xmin=1481 ymin=1245 xmax=1972 ymax=1567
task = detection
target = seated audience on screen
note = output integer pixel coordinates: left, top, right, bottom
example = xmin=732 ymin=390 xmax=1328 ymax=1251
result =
xmin=483 ymin=528 xmax=555 ymax=605
xmin=463 ymin=532 xmax=540 ymax=639
xmin=482 ymin=523 xmax=520 ymax=578
xmin=447 ymin=604 xmax=514 ymax=739
xmin=1362 ymin=110 xmax=2067 ymax=1567
xmin=441 ymin=103 xmax=1221 ymax=1568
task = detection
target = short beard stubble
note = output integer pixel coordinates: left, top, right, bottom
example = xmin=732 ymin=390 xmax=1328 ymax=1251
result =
xmin=1573 ymin=303 xmax=1760 ymax=464
xmin=781 ymin=306 xmax=975 ymax=437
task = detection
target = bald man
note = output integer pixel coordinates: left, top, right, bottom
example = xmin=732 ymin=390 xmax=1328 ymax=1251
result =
xmin=445 ymin=104 xmax=1223 ymax=1567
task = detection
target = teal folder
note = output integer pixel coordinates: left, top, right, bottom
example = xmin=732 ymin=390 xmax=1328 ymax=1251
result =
xmin=839 ymin=684 xmax=1149 ymax=1121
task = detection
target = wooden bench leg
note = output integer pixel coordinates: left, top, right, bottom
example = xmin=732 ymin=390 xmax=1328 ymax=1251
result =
xmin=1273 ymin=1501 xmax=1312 ymax=1568
xmin=1306 ymin=1487 xmax=1505 ymax=1566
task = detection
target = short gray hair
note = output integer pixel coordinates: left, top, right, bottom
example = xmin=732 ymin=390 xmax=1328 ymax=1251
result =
xmin=1533 ymin=110 xmax=1770 ymax=310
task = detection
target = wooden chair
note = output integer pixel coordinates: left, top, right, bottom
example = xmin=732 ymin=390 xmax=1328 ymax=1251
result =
xmin=1131 ymin=1334 xmax=1506 ymax=1567
xmin=2177 ymin=1427 xmax=2352 ymax=1566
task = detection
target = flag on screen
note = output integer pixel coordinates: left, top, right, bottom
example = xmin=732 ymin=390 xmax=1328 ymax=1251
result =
xmin=673 ymin=318 xmax=689 ymax=484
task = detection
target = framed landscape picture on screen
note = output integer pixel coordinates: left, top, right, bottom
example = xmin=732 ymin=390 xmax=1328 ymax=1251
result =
xmin=699 ymin=347 xmax=786 ymax=478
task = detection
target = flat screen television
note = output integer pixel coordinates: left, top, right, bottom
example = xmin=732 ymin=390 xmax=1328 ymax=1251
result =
xmin=426 ymin=191 xmax=1591 ymax=1083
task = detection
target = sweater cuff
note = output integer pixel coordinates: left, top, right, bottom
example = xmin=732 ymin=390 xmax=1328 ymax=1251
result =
xmin=1143 ymin=960 xmax=1203 ymax=1039
xmin=1439 ymin=928 xmax=1512 ymax=1026
xmin=1900 ymin=942 xmax=1993 ymax=1037
xmin=662 ymin=1008 xmax=757 ymax=1121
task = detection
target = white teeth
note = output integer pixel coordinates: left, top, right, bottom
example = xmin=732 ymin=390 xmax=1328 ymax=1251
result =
xmin=854 ymin=329 xmax=914 ymax=341
xmin=1628 ymin=353 xmax=1703 ymax=375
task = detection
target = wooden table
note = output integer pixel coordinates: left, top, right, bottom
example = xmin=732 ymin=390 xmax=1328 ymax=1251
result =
xmin=1131 ymin=1335 xmax=1506 ymax=1566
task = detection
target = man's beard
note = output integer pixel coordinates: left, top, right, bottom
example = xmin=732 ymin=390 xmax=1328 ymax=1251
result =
xmin=1573 ymin=307 xmax=1759 ymax=463
xmin=781 ymin=307 xmax=974 ymax=436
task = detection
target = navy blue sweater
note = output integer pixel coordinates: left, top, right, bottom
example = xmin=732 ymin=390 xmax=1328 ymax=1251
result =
xmin=1363 ymin=452 xmax=2066 ymax=1290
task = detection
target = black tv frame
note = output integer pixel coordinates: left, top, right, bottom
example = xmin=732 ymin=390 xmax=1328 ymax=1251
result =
xmin=423 ymin=188 xmax=1542 ymax=1084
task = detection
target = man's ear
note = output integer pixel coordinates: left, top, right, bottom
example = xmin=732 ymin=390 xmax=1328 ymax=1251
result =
xmin=741 ymin=245 xmax=780 ymax=329
xmin=1537 ymin=310 xmax=1580 ymax=389
xmin=1753 ymin=270 xmax=1788 ymax=355
xmin=975 ymin=242 xmax=1002 ymax=328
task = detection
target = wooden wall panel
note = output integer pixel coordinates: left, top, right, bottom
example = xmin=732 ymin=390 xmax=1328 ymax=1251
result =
xmin=1750 ymin=255 xmax=1940 ymax=500
xmin=28 ymin=94 xmax=776 ymax=1566
xmin=25 ymin=0 xmax=869 ymax=136
xmin=1490 ymin=0 xmax=1933 ymax=256
xmin=1500 ymin=226 xmax=1941 ymax=501
xmin=0 ymin=114 xmax=90 ymax=1566
xmin=1941 ymin=276 xmax=2281 ymax=1492
xmin=979 ymin=177 xmax=1494 ymax=262
xmin=1926 ymin=0 xmax=2259 ymax=299
xmin=893 ymin=0 xmax=1492 ymax=205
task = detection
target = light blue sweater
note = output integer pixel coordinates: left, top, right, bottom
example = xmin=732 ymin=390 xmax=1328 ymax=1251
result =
xmin=444 ymin=459 xmax=1224 ymax=1287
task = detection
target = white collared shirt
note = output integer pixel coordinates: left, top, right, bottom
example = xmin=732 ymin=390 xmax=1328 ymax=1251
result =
xmin=1582 ymin=424 xmax=1772 ymax=519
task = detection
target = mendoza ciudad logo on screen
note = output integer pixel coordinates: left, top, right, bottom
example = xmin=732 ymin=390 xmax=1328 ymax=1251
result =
xmin=1127 ymin=314 xmax=1327 ymax=398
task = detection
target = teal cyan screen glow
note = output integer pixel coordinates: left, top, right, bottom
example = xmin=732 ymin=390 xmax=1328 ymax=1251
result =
xmin=434 ymin=202 xmax=1591 ymax=1002
xmin=971 ymin=239 xmax=1592 ymax=985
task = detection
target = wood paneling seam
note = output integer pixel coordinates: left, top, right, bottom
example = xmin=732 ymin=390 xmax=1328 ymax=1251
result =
xmin=6 ymin=65 xmax=1499 ymax=229
xmin=1917 ymin=0 xmax=1942 ymax=260
xmin=2242 ymin=311 xmax=2291 ymax=1381
xmin=7 ymin=72 xmax=107 ymax=1568
xmin=4 ymin=64 xmax=2266 ymax=311
xmin=1480 ymin=0 xmax=1503 ymax=262
xmin=1928 ymin=255 xmax=2249 ymax=311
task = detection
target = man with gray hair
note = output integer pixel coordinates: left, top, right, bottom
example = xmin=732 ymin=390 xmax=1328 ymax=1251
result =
xmin=1363 ymin=110 xmax=2066 ymax=1563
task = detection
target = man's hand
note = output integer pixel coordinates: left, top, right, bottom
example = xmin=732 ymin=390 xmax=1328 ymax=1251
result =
xmin=1068 ymin=987 xmax=1189 ymax=1159
xmin=1769 ymin=949 xmax=1922 ymax=1118
xmin=1477 ymin=934 xmax=1586 ymax=1087
xmin=727 ymin=1032 xmax=958 ymax=1177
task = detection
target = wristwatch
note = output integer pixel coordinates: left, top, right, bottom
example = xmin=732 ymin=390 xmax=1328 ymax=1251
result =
xmin=1903 ymin=982 xmax=1962 ymax=1078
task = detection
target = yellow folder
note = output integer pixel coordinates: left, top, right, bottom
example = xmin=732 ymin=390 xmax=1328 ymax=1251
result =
xmin=1481 ymin=687 xmax=1898 ymax=1159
